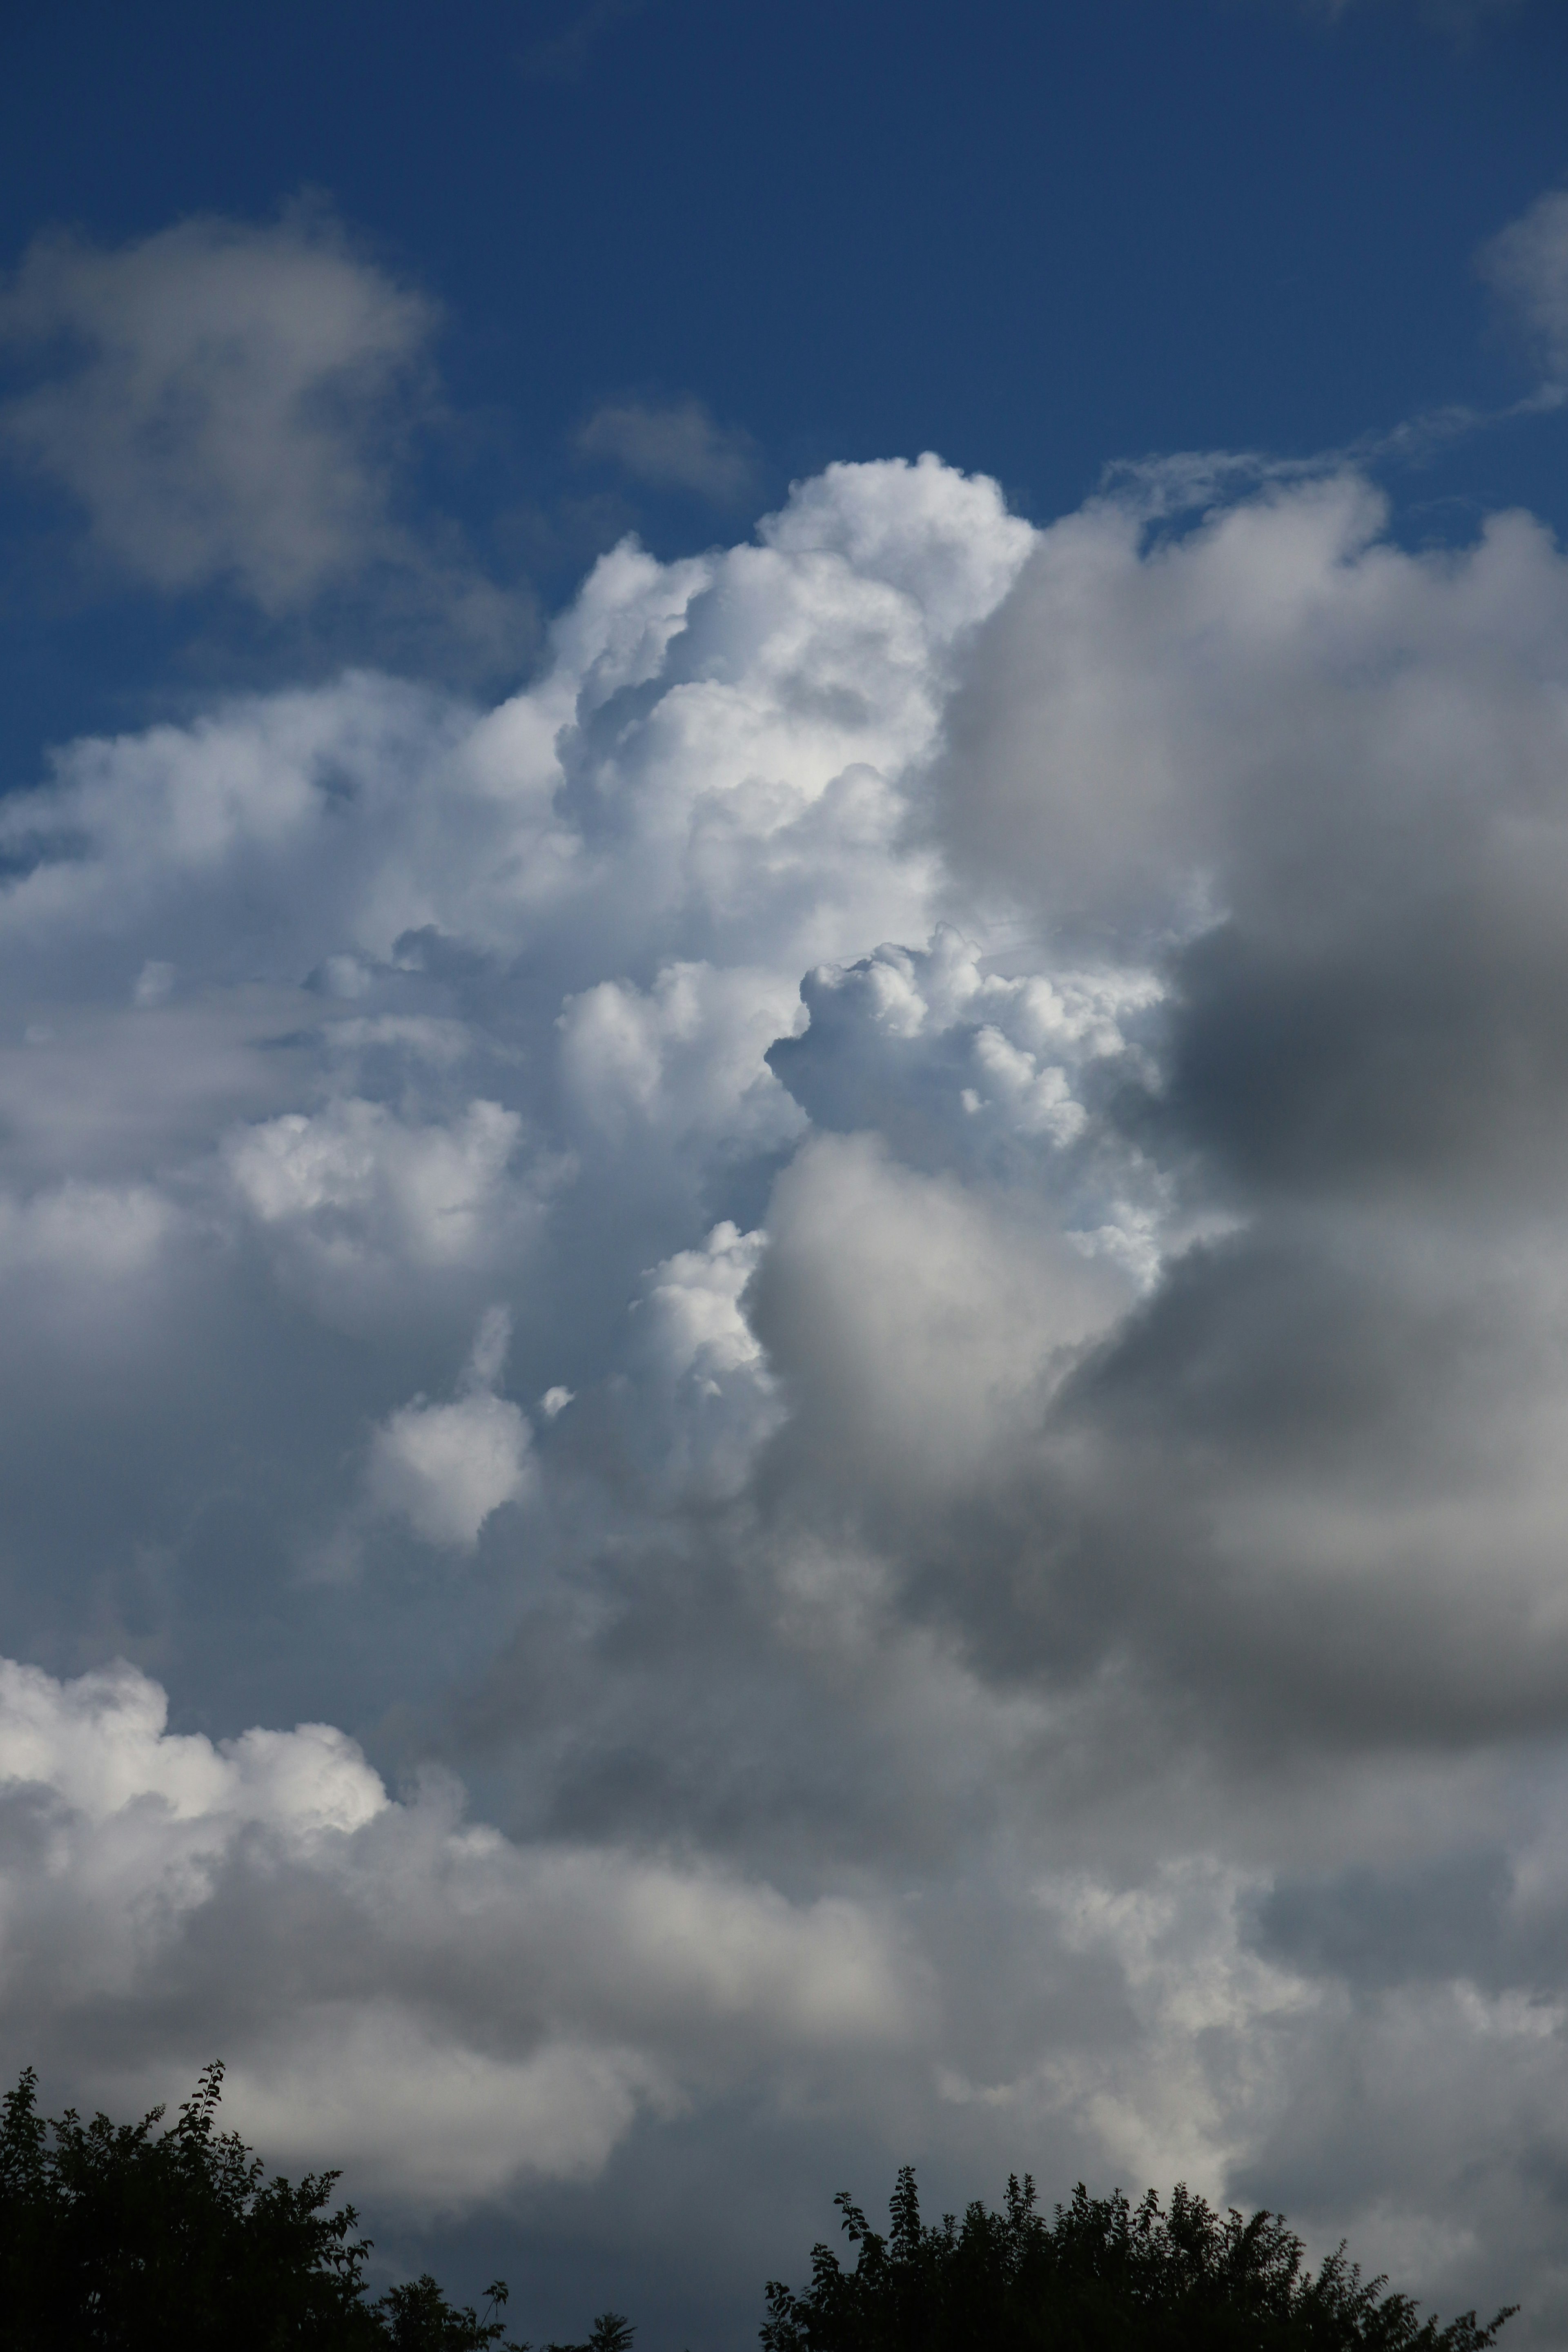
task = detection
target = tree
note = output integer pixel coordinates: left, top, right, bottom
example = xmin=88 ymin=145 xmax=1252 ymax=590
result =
xmin=540 ymin=2319 xmax=636 ymax=2352
xmin=761 ymin=2167 xmax=1517 ymax=2352
xmin=0 ymin=2062 xmax=620 ymax=2352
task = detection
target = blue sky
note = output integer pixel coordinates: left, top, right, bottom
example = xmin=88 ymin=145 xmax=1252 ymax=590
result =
xmin=7 ymin=4 xmax=1568 ymax=2348
xmin=5 ymin=0 xmax=1568 ymax=767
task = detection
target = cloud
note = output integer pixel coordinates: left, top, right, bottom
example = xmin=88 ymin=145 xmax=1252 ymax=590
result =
xmin=9 ymin=437 xmax=1568 ymax=2336
xmin=574 ymin=396 xmax=759 ymax=504
xmin=227 ymin=1097 xmax=537 ymax=1322
xmin=368 ymin=1308 xmax=535 ymax=1546
xmin=749 ymin=1131 xmax=1132 ymax=1510
xmin=1479 ymin=189 xmax=1568 ymax=384
xmin=0 ymin=207 xmax=436 ymax=611
xmin=0 ymin=1654 xmax=922 ymax=2203
xmin=1304 ymin=0 xmax=1530 ymax=25
xmin=918 ymin=465 xmax=1568 ymax=1760
xmin=517 ymin=0 xmax=646 ymax=85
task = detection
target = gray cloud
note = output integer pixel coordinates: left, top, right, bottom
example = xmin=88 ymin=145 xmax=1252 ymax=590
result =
xmin=0 ymin=1654 xmax=923 ymax=2205
xmin=0 ymin=208 xmax=534 ymax=682
xmin=574 ymin=396 xmax=759 ymax=504
xmin=0 ymin=207 xmax=435 ymax=610
xmin=1479 ymin=189 xmax=1568 ymax=386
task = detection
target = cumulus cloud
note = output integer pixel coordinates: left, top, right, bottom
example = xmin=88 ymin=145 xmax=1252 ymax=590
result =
xmin=368 ymin=1308 xmax=535 ymax=1547
xmin=9 ymin=429 xmax=1568 ymax=2336
xmin=0 ymin=1655 xmax=921 ymax=2202
xmin=750 ymin=1131 xmax=1132 ymax=1511
xmin=227 ymin=1097 xmax=538 ymax=1324
xmin=575 ymin=396 xmax=759 ymax=504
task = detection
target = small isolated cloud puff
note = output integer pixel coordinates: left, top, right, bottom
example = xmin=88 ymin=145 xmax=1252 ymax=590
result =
xmin=0 ymin=1180 xmax=172 ymax=1287
xmin=0 ymin=206 xmax=435 ymax=609
xmin=368 ymin=1307 xmax=534 ymax=1546
xmin=574 ymin=395 xmax=758 ymax=503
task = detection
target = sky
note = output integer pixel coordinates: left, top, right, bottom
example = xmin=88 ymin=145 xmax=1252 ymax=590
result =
xmin=6 ymin=0 xmax=1568 ymax=2343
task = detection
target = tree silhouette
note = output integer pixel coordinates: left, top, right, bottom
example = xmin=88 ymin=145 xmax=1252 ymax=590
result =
xmin=761 ymin=2167 xmax=1516 ymax=2352
xmin=0 ymin=2062 xmax=625 ymax=2352
xmin=0 ymin=2063 xmax=1520 ymax=2352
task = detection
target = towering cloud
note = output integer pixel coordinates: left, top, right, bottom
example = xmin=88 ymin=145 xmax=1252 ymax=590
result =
xmin=3 ymin=432 xmax=1568 ymax=2335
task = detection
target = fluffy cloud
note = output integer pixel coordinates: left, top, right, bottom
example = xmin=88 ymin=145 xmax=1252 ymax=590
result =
xmin=0 ymin=1655 xmax=921 ymax=2202
xmin=750 ymin=1131 xmax=1132 ymax=1510
xmin=368 ymin=1308 xmax=535 ymax=1547
xmin=7 ymin=417 xmax=1568 ymax=2339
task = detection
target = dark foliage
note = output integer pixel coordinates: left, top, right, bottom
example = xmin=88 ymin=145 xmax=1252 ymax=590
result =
xmin=760 ymin=2168 xmax=1517 ymax=2352
xmin=540 ymin=2321 xmax=636 ymax=2352
xmin=0 ymin=2063 xmax=630 ymax=2352
xmin=0 ymin=2060 xmax=1519 ymax=2352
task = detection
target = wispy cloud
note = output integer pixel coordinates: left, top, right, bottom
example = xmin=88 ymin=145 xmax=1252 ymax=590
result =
xmin=0 ymin=203 xmax=536 ymax=677
xmin=574 ymin=394 xmax=759 ymax=503
xmin=517 ymin=0 xmax=646 ymax=85
xmin=1478 ymin=187 xmax=1568 ymax=388
xmin=0 ymin=203 xmax=433 ymax=612
xmin=1311 ymin=0 xmax=1531 ymax=19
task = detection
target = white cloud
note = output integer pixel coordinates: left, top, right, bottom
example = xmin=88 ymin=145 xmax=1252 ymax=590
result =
xmin=621 ymin=1223 xmax=782 ymax=1501
xmin=368 ymin=1307 xmax=535 ymax=1548
xmin=368 ymin=1390 xmax=533 ymax=1549
xmin=227 ymin=1098 xmax=526 ymax=1270
xmin=557 ymin=961 xmax=804 ymax=1156
xmin=132 ymin=960 xmax=175 ymax=1007
xmin=751 ymin=1131 xmax=1134 ymax=1510
xmin=0 ymin=1180 xmax=172 ymax=1283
